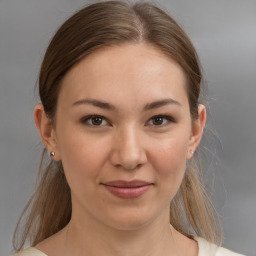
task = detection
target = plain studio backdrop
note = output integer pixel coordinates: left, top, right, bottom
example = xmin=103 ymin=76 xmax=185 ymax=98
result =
xmin=0 ymin=0 xmax=255 ymax=255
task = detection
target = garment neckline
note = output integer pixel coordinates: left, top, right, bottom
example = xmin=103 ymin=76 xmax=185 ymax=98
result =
xmin=24 ymin=247 xmax=48 ymax=256
xmin=194 ymin=236 xmax=218 ymax=256
xmin=27 ymin=237 xmax=209 ymax=256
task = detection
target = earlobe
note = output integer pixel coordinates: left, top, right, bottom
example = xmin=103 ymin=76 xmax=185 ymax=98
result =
xmin=186 ymin=104 xmax=206 ymax=159
xmin=34 ymin=103 xmax=60 ymax=160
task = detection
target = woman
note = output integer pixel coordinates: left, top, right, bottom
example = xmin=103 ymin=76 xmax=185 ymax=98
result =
xmin=12 ymin=1 xmax=245 ymax=255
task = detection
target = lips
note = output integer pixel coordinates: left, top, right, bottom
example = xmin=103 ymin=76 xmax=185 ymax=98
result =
xmin=101 ymin=180 xmax=153 ymax=199
xmin=103 ymin=180 xmax=152 ymax=188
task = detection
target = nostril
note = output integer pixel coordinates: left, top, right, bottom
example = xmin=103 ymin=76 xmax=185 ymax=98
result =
xmin=115 ymin=163 xmax=143 ymax=171
xmin=124 ymin=163 xmax=142 ymax=171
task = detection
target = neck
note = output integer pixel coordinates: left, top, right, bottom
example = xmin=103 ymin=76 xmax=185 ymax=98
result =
xmin=62 ymin=208 xmax=181 ymax=256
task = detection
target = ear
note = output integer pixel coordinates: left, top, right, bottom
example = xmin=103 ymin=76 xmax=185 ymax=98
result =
xmin=34 ymin=103 xmax=60 ymax=161
xmin=186 ymin=104 xmax=206 ymax=159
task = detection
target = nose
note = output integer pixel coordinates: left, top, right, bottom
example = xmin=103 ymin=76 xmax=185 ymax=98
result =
xmin=110 ymin=125 xmax=147 ymax=170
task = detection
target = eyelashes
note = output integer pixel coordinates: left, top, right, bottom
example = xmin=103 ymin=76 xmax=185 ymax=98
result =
xmin=81 ymin=115 xmax=107 ymax=126
xmin=147 ymin=115 xmax=175 ymax=126
xmin=80 ymin=114 xmax=176 ymax=128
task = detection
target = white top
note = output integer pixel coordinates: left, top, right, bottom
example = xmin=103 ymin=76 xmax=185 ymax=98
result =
xmin=194 ymin=237 xmax=245 ymax=256
xmin=12 ymin=237 xmax=246 ymax=256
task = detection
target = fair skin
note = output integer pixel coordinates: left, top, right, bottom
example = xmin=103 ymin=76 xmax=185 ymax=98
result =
xmin=34 ymin=43 xmax=206 ymax=256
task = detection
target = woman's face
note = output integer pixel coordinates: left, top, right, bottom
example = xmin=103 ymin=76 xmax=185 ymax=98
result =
xmin=44 ymin=43 xmax=205 ymax=230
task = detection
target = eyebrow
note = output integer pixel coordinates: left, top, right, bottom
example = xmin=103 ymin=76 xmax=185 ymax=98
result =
xmin=72 ymin=98 xmax=117 ymax=110
xmin=72 ymin=98 xmax=182 ymax=111
xmin=143 ymin=98 xmax=181 ymax=110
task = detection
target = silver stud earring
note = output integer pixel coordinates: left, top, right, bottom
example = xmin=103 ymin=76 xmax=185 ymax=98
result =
xmin=50 ymin=151 xmax=55 ymax=157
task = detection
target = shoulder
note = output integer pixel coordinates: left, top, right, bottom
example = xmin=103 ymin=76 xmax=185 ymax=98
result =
xmin=11 ymin=247 xmax=48 ymax=256
xmin=194 ymin=237 xmax=246 ymax=256
xmin=216 ymin=247 xmax=246 ymax=256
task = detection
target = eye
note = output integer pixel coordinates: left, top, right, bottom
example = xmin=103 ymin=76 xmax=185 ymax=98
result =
xmin=81 ymin=115 xmax=108 ymax=126
xmin=147 ymin=115 xmax=175 ymax=126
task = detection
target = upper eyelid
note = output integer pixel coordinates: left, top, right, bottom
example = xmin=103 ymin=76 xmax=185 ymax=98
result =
xmin=81 ymin=115 xmax=109 ymax=124
xmin=149 ymin=114 xmax=174 ymax=120
xmin=146 ymin=115 xmax=175 ymax=125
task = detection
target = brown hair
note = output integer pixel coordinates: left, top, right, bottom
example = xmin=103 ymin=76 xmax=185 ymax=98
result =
xmin=13 ymin=0 xmax=222 ymax=251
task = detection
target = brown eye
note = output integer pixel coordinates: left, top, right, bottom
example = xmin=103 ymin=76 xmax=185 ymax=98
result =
xmin=147 ymin=115 xmax=175 ymax=127
xmin=152 ymin=116 xmax=164 ymax=125
xmin=91 ymin=116 xmax=103 ymax=125
xmin=81 ymin=115 xmax=108 ymax=126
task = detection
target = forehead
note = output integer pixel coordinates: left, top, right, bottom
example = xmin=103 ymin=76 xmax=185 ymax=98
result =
xmin=58 ymin=43 xmax=189 ymax=110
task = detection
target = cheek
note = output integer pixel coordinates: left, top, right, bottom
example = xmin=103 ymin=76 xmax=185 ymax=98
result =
xmin=149 ymin=135 xmax=189 ymax=193
xmin=57 ymin=128 xmax=110 ymax=185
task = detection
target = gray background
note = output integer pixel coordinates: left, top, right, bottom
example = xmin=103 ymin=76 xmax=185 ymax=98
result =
xmin=0 ymin=0 xmax=255 ymax=255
